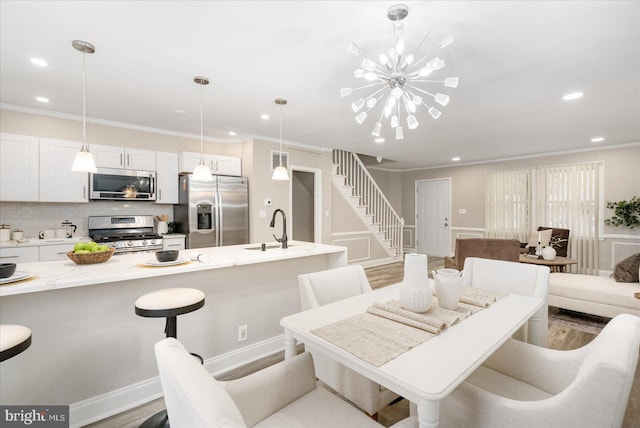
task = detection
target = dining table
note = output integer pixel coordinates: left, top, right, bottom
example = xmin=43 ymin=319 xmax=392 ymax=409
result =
xmin=280 ymin=282 xmax=543 ymax=428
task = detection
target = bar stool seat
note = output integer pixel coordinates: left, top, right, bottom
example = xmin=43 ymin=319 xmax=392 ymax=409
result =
xmin=0 ymin=324 xmax=32 ymax=362
xmin=135 ymin=288 xmax=205 ymax=338
xmin=135 ymin=288 xmax=205 ymax=428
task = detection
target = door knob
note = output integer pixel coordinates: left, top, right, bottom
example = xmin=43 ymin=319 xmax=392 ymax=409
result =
xmin=444 ymin=223 xmax=448 ymax=227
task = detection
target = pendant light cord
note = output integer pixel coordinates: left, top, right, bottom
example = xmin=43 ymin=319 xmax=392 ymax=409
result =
xmin=82 ymin=51 xmax=87 ymax=151
xmin=279 ymin=103 xmax=283 ymax=167
xmin=200 ymin=82 xmax=204 ymax=164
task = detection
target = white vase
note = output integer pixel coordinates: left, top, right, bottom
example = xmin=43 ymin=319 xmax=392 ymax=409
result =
xmin=399 ymin=253 xmax=431 ymax=312
xmin=432 ymin=268 xmax=464 ymax=310
xmin=542 ymin=246 xmax=557 ymax=261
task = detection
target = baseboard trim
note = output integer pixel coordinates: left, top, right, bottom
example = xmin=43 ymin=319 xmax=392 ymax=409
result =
xmin=70 ymin=334 xmax=285 ymax=428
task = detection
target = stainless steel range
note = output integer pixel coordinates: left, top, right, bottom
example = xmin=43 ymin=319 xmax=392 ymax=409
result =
xmin=89 ymin=215 xmax=163 ymax=254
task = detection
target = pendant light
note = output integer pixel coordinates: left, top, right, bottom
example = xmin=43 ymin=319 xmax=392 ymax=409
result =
xmin=70 ymin=40 xmax=98 ymax=173
xmin=272 ymin=98 xmax=289 ymax=181
xmin=192 ymin=76 xmax=213 ymax=181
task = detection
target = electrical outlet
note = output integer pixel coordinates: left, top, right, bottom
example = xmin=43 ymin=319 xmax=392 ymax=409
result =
xmin=238 ymin=325 xmax=247 ymax=342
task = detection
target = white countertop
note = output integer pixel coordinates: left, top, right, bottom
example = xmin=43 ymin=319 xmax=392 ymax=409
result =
xmin=0 ymin=233 xmax=185 ymax=248
xmin=0 ymin=241 xmax=346 ymax=297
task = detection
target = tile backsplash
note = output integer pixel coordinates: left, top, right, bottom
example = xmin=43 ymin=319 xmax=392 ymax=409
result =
xmin=0 ymin=201 xmax=174 ymax=239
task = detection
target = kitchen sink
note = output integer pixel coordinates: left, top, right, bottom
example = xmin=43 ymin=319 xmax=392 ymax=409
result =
xmin=244 ymin=244 xmax=292 ymax=250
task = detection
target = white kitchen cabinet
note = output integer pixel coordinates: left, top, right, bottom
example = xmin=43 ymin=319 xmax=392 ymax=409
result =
xmin=39 ymin=243 xmax=75 ymax=261
xmin=0 ymin=246 xmax=39 ymax=263
xmin=0 ymin=133 xmax=39 ymax=202
xmin=162 ymin=235 xmax=185 ymax=250
xmin=213 ymin=154 xmax=242 ymax=176
xmin=155 ymin=151 xmax=179 ymax=204
xmin=39 ymin=138 xmax=89 ymax=203
xmin=92 ymin=144 xmax=156 ymax=170
xmin=179 ymin=151 xmax=242 ymax=176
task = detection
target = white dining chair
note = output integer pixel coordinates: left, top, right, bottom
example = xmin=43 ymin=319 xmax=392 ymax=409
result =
xmin=433 ymin=313 xmax=640 ymax=428
xmin=462 ymin=257 xmax=550 ymax=347
xmin=154 ymin=338 xmax=389 ymax=428
xmin=297 ymin=265 xmax=399 ymax=416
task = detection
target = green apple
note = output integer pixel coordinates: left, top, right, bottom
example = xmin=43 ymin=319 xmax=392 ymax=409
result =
xmin=75 ymin=250 xmax=90 ymax=254
xmin=98 ymin=245 xmax=110 ymax=252
xmin=74 ymin=242 xmax=85 ymax=252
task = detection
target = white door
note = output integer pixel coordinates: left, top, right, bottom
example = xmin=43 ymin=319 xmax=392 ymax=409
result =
xmin=416 ymin=179 xmax=450 ymax=256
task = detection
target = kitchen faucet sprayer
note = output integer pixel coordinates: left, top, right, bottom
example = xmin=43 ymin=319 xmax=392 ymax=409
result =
xmin=270 ymin=209 xmax=288 ymax=249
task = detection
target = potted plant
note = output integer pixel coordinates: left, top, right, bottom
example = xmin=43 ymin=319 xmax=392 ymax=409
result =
xmin=605 ymin=196 xmax=640 ymax=230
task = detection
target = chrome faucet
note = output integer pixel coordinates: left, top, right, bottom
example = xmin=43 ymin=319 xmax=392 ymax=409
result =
xmin=269 ymin=209 xmax=288 ymax=249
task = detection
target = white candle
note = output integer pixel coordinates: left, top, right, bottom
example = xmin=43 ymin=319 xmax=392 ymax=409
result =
xmin=538 ymin=231 xmax=541 ymax=243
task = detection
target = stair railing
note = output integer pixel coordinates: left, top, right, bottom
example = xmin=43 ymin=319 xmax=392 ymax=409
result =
xmin=332 ymin=149 xmax=404 ymax=256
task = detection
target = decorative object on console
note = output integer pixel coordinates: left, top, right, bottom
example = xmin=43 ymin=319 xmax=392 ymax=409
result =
xmin=340 ymin=3 xmax=458 ymax=140
xmin=537 ymin=227 xmax=570 ymax=257
xmin=192 ymin=76 xmax=213 ymax=182
xmin=605 ymin=195 xmax=640 ymax=229
xmin=541 ymin=246 xmax=556 ymax=261
xmin=399 ymin=253 xmax=431 ymax=312
xmin=272 ymin=98 xmax=289 ymax=181
xmin=70 ymin=40 xmax=98 ymax=173
xmin=432 ymin=268 xmax=463 ymax=310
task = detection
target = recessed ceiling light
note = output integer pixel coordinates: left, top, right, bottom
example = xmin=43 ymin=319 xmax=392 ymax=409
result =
xmin=590 ymin=137 xmax=605 ymax=143
xmin=452 ymin=156 xmax=461 ymax=161
xmin=35 ymin=96 xmax=49 ymax=103
xmin=173 ymin=109 xmax=187 ymax=114
xmin=228 ymin=131 xmax=237 ymax=136
xmin=562 ymin=92 xmax=583 ymax=101
xmin=374 ymin=138 xmax=384 ymax=143
xmin=261 ymin=114 xmax=270 ymax=120
xmin=30 ymin=57 xmax=48 ymax=67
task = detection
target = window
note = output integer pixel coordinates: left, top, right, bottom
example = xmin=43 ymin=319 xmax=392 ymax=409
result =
xmin=486 ymin=161 xmax=601 ymax=273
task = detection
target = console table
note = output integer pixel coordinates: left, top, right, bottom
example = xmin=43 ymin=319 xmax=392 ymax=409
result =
xmin=519 ymin=254 xmax=577 ymax=272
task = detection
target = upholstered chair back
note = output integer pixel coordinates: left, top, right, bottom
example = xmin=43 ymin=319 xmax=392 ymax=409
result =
xmin=296 ymin=265 xmax=398 ymax=416
xmin=298 ymin=265 xmax=372 ymax=310
xmin=445 ymin=238 xmax=521 ymax=270
xmin=462 ymin=257 xmax=550 ymax=347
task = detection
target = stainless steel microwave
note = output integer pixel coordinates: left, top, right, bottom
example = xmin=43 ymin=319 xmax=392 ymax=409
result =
xmin=89 ymin=167 xmax=156 ymax=200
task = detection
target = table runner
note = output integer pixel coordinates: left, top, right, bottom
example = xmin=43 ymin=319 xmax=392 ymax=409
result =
xmin=311 ymin=286 xmax=507 ymax=367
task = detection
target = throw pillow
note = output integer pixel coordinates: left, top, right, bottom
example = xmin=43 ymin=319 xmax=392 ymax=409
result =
xmin=612 ymin=253 xmax=640 ymax=283
xmin=526 ymin=229 xmax=552 ymax=248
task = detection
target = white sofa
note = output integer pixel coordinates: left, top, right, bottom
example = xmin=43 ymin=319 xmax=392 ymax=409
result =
xmin=548 ymin=272 xmax=639 ymax=318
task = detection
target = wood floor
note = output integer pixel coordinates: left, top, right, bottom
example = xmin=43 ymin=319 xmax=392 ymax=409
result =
xmin=85 ymin=258 xmax=639 ymax=428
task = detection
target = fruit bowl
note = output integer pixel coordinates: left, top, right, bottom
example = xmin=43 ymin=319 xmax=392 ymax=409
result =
xmin=66 ymin=248 xmax=115 ymax=265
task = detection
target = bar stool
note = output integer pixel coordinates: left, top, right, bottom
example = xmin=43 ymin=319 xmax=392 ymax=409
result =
xmin=0 ymin=324 xmax=32 ymax=362
xmin=135 ymin=288 xmax=205 ymax=428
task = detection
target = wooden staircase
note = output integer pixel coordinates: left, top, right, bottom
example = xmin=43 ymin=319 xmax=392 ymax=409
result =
xmin=332 ymin=149 xmax=404 ymax=258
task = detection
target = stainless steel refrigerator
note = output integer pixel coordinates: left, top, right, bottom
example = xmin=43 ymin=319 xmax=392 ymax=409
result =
xmin=174 ymin=174 xmax=249 ymax=249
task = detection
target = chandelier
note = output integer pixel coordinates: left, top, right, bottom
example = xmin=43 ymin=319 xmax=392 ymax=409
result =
xmin=340 ymin=4 xmax=459 ymax=140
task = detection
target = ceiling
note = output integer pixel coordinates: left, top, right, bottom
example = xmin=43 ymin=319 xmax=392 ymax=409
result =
xmin=1 ymin=1 xmax=639 ymax=170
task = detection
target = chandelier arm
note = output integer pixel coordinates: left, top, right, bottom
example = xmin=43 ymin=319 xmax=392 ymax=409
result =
xmin=405 ymin=83 xmax=437 ymax=98
xmin=409 ymin=32 xmax=431 ymax=60
xmin=352 ymin=82 xmax=388 ymax=92
xmin=362 ymin=86 xmax=388 ymax=103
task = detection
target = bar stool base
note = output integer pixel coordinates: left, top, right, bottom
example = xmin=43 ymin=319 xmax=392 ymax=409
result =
xmin=139 ymin=409 xmax=169 ymax=428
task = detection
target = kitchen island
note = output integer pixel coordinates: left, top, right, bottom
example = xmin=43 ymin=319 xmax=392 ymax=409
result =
xmin=0 ymin=241 xmax=346 ymax=427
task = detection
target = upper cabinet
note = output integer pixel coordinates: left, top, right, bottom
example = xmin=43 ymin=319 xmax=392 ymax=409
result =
xmin=0 ymin=133 xmax=39 ymax=202
xmin=155 ymin=151 xmax=179 ymax=204
xmin=39 ymin=138 xmax=89 ymax=203
xmin=92 ymin=144 xmax=156 ymax=170
xmin=178 ymin=151 xmax=242 ymax=176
